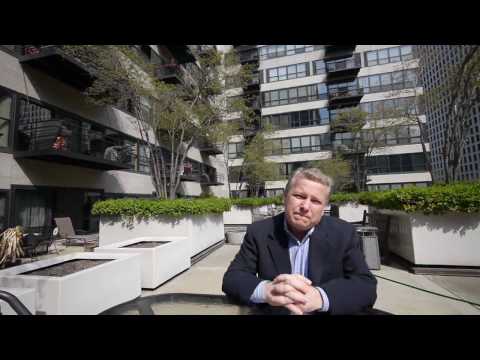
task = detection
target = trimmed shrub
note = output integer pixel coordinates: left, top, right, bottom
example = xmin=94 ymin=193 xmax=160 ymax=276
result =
xmin=332 ymin=182 xmax=480 ymax=215
xmin=92 ymin=198 xmax=232 ymax=219
xmin=231 ymin=196 xmax=283 ymax=208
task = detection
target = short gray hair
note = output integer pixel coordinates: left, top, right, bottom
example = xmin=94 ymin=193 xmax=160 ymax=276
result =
xmin=284 ymin=167 xmax=334 ymax=197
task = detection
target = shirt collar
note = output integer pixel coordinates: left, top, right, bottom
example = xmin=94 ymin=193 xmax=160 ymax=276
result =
xmin=283 ymin=217 xmax=315 ymax=245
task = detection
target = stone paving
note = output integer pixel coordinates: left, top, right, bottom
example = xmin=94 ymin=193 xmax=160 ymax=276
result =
xmin=32 ymin=242 xmax=480 ymax=315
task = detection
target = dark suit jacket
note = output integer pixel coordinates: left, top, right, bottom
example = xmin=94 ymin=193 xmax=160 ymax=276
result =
xmin=222 ymin=213 xmax=377 ymax=315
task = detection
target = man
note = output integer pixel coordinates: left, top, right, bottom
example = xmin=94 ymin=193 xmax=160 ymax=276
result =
xmin=222 ymin=168 xmax=377 ymax=315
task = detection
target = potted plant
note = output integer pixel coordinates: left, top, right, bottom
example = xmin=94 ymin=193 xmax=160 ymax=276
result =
xmin=357 ymin=183 xmax=480 ymax=267
xmin=0 ymin=226 xmax=25 ymax=268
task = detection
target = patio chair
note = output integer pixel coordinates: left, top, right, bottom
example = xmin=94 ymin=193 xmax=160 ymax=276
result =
xmin=21 ymin=226 xmax=59 ymax=259
xmin=53 ymin=217 xmax=98 ymax=251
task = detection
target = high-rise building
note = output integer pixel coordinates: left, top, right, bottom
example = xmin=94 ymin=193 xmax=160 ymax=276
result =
xmin=418 ymin=45 xmax=480 ymax=182
xmin=227 ymin=45 xmax=432 ymax=197
xmin=0 ymin=45 xmax=227 ymax=234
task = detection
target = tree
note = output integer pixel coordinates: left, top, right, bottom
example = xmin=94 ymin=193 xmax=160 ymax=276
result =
xmin=241 ymin=131 xmax=280 ymax=197
xmin=420 ymin=45 xmax=480 ymax=183
xmin=330 ymin=107 xmax=374 ymax=191
xmin=62 ymin=45 xmax=254 ymax=199
xmin=308 ymin=156 xmax=353 ymax=192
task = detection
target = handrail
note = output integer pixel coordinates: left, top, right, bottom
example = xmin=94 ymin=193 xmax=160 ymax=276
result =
xmin=0 ymin=290 xmax=33 ymax=315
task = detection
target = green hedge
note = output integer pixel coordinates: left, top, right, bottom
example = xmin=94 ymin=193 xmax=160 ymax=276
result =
xmin=231 ymin=196 xmax=284 ymax=208
xmin=331 ymin=182 xmax=480 ymax=215
xmin=91 ymin=198 xmax=232 ymax=218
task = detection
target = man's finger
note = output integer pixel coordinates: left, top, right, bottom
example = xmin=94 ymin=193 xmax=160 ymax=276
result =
xmin=274 ymin=274 xmax=312 ymax=286
xmin=270 ymin=294 xmax=296 ymax=306
xmin=271 ymin=283 xmax=296 ymax=295
xmin=277 ymin=278 xmax=312 ymax=294
xmin=285 ymin=303 xmax=304 ymax=315
xmin=284 ymin=290 xmax=307 ymax=304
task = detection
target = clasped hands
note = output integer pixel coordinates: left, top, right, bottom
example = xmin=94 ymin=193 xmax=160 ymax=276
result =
xmin=264 ymin=274 xmax=323 ymax=315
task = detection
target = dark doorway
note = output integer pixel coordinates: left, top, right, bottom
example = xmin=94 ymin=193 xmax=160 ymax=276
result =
xmin=11 ymin=186 xmax=103 ymax=234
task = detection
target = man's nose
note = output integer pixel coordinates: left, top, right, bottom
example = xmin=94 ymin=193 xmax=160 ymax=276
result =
xmin=299 ymin=199 xmax=311 ymax=210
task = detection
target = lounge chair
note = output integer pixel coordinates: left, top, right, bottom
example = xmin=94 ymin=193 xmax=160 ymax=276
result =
xmin=53 ymin=217 xmax=98 ymax=251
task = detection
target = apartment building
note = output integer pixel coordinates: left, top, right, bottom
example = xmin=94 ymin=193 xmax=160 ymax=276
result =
xmin=0 ymin=45 xmax=227 ymax=234
xmin=418 ymin=45 xmax=480 ymax=182
xmin=227 ymin=45 xmax=432 ymax=197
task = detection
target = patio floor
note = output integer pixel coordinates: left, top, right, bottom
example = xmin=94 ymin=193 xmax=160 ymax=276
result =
xmin=32 ymin=242 xmax=480 ymax=315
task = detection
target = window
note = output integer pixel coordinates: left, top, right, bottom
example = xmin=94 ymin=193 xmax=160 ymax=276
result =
xmin=313 ymin=60 xmax=326 ymax=75
xmin=367 ymin=153 xmax=427 ymax=174
xmin=259 ymin=45 xmax=316 ymax=60
xmin=0 ymin=190 xmax=8 ymax=232
xmin=356 ymin=70 xmax=416 ymax=94
xmin=263 ymin=108 xmax=329 ymax=130
xmin=266 ymin=134 xmax=330 ymax=155
xmin=262 ymin=83 xmax=328 ymax=107
xmin=266 ymin=62 xmax=309 ymax=83
xmin=365 ymin=46 xmax=416 ymax=67
xmin=0 ymin=89 xmax=12 ymax=148
xmin=228 ymin=142 xmax=244 ymax=159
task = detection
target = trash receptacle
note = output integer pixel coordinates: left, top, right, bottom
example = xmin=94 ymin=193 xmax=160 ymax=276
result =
xmin=356 ymin=226 xmax=381 ymax=270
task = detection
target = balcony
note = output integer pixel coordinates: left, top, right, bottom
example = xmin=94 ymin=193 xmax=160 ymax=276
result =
xmin=163 ymin=45 xmax=195 ymax=64
xmin=16 ymin=45 xmax=96 ymax=90
xmin=328 ymin=86 xmax=364 ymax=106
xmin=324 ymin=45 xmax=356 ymax=60
xmin=14 ymin=119 xmax=133 ymax=170
xmin=245 ymin=95 xmax=261 ymax=112
xmin=326 ymin=54 xmax=361 ymax=81
xmin=235 ymin=46 xmax=259 ymax=64
xmin=243 ymin=73 xmax=260 ymax=89
xmin=190 ymin=45 xmax=215 ymax=58
xmin=180 ymin=168 xmax=224 ymax=186
xmin=198 ymin=140 xmax=223 ymax=156
xmin=200 ymin=173 xmax=224 ymax=186
xmin=155 ymin=64 xmax=183 ymax=84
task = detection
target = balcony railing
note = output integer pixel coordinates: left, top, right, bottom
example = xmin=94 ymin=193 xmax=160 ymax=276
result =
xmin=326 ymin=54 xmax=361 ymax=73
xmin=16 ymin=45 xmax=96 ymax=90
xmin=244 ymin=74 xmax=260 ymax=88
xmin=14 ymin=118 xmax=133 ymax=170
xmin=198 ymin=141 xmax=223 ymax=155
xmin=328 ymin=86 xmax=364 ymax=101
xmin=155 ymin=64 xmax=183 ymax=84
xmin=237 ymin=48 xmax=259 ymax=63
xmin=245 ymin=96 xmax=261 ymax=111
xmin=164 ymin=45 xmax=195 ymax=64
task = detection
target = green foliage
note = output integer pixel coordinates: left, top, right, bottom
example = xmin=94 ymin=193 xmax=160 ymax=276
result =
xmin=330 ymin=182 xmax=480 ymax=214
xmin=308 ymin=157 xmax=352 ymax=192
xmin=231 ymin=196 xmax=284 ymax=208
xmin=91 ymin=197 xmax=232 ymax=219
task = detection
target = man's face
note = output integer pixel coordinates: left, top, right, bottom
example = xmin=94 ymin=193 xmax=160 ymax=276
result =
xmin=284 ymin=176 xmax=329 ymax=234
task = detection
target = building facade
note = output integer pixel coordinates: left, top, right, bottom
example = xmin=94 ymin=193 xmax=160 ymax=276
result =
xmin=418 ymin=45 xmax=480 ymax=182
xmin=227 ymin=45 xmax=432 ymax=197
xmin=0 ymin=45 xmax=228 ymax=234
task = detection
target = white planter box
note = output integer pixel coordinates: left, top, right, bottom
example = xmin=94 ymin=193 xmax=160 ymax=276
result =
xmin=0 ymin=252 xmax=141 ymax=315
xmin=99 ymin=214 xmax=225 ymax=257
xmin=0 ymin=287 xmax=36 ymax=315
xmin=95 ymin=236 xmax=190 ymax=289
xmin=223 ymin=206 xmax=253 ymax=225
xmin=378 ymin=209 xmax=480 ymax=266
xmin=226 ymin=231 xmax=246 ymax=245
xmin=337 ymin=202 xmax=369 ymax=223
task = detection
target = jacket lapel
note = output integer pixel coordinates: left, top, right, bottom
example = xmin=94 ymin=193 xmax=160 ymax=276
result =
xmin=267 ymin=214 xmax=291 ymax=275
xmin=308 ymin=218 xmax=333 ymax=285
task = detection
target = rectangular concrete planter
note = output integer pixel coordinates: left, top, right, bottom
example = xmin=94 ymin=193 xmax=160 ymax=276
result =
xmin=223 ymin=206 xmax=253 ymax=225
xmin=377 ymin=209 xmax=480 ymax=266
xmin=95 ymin=236 xmax=191 ymax=289
xmin=0 ymin=252 xmax=141 ymax=315
xmin=337 ymin=202 xmax=369 ymax=223
xmin=0 ymin=287 xmax=36 ymax=315
xmin=99 ymin=214 xmax=225 ymax=257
